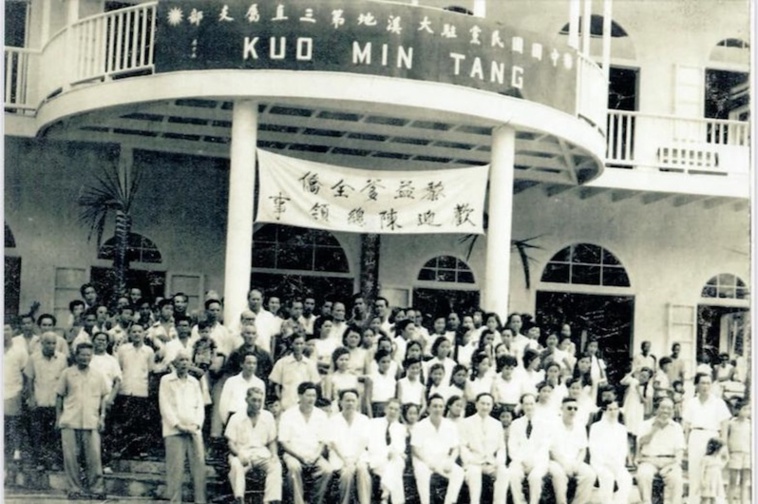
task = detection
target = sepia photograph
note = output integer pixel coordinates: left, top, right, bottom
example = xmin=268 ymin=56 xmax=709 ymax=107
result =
xmin=2 ymin=0 xmax=754 ymax=503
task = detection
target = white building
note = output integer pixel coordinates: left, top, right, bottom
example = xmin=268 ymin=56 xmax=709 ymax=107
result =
xmin=4 ymin=0 xmax=751 ymax=383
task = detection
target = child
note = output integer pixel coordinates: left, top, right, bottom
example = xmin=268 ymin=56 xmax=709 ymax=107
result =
xmin=671 ymin=380 xmax=684 ymax=422
xmin=700 ymin=438 xmax=728 ymax=504
xmin=727 ymin=400 xmax=751 ymax=504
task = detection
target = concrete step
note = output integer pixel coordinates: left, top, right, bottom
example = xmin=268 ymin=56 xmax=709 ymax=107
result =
xmin=108 ymin=458 xmax=220 ymax=478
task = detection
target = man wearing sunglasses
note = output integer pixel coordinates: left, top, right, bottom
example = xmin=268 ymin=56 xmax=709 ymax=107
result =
xmin=548 ymin=398 xmax=596 ymax=504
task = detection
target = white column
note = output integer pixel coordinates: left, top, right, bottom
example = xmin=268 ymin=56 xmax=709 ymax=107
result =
xmin=602 ymin=0 xmax=613 ymax=85
xmin=473 ymin=0 xmax=486 ymax=18
xmin=483 ymin=126 xmax=515 ymax=320
xmin=568 ymin=0 xmax=581 ymax=49
xmin=582 ymin=0 xmax=592 ymax=55
xmin=223 ymin=100 xmax=258 ymax=325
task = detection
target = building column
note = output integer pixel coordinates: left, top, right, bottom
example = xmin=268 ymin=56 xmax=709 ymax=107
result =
xmin=223 ymin=100 xmax=258 ymax=325
xmin=482 ymin=126 xmax=515 ymax=320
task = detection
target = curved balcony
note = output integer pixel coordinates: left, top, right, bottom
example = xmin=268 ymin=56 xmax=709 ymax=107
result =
xmin=6 ymin=1 xmax=612 ymax=187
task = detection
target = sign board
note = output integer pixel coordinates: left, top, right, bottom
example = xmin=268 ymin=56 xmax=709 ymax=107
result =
xmin=154 ymin=0 xmax=578 ymax=114
xmin=256 ymin=149 xmax=489 ymax=234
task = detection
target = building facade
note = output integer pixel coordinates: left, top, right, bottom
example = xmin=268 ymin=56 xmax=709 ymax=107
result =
xmin=4 ymin=0 xmax=751 ymax=381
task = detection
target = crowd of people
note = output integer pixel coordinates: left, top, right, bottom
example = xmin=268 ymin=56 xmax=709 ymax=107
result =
xmin=3 ymin=283 xmax=752 ymax=504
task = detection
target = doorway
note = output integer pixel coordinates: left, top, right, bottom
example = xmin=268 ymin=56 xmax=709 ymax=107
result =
xmin=535 ymin=291 xmax=634 ymax=385
xmin=91 ymin=267 xmax=166 ymax=308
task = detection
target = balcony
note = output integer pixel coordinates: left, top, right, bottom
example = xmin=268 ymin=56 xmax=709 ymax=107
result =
xmin=606 ymin=110 xmax=750 ymax=175
xmin=3 ymin=2 xmax=750 ymax=197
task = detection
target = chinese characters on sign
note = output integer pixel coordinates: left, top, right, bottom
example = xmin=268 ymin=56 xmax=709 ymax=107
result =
xmin=155 ymin=0 xmax=578 ymax=115
xmin=256 ymin=150 xmax=488 ymax=235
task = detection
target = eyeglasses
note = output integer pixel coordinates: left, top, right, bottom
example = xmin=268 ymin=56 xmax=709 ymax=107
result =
xmin=565 ymin=406 xmax=578 ymax=411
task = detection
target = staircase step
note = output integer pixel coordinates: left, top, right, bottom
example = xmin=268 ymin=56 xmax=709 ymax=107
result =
xmin=110 ymin=458 xmax=219 ymax=478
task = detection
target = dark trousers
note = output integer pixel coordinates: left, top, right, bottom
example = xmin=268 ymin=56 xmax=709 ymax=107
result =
xmin=31 ymin=406 xmax=61 ymax=468
xmin=113 ymin=395 xmax=154 ymax=458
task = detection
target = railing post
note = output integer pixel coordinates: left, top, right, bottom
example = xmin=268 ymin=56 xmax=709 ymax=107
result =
xmin=64 ymin=0 xmax=80 ymax=89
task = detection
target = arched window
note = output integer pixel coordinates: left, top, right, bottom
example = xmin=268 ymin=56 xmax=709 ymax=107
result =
xmin=417 ymin=255 xmax=475 ymax=284
xmin=541 ymin=243 xmax=630 ymax=287
xmin=251 ymin=225 xmax=352 ymax=301
xmin=97 ymin=232 xmax=162 ymax=263
xmin=701 ymin=273 xmax=749 ymax=300
xmin=559 ymin=15 xmax=628 ymax=38
xmin=252 ymin=225 xmax=349 ymax=273
xmin=710 ymin=38 xmax=750 ymax=66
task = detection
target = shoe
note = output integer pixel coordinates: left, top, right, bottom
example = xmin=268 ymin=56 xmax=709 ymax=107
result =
xmin=12 ymin=450 xmax=21 ymax=461
xmin=103 ymin=466 xmax=113 ymax=474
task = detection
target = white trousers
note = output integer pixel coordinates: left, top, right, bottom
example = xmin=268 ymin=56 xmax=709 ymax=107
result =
xmin=413 ymin=458 xmax=464 ymax=504
xmin=465 ymin=463 xmax=509 ymax=504
xmin=592 ymin=464 xmax=631 ymax=504
xmin=370 ymin=457 xmax=406 ymax=504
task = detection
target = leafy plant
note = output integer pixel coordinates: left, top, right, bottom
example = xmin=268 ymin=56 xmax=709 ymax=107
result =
xmin=78 ymin=157 xmax=142 ymax=297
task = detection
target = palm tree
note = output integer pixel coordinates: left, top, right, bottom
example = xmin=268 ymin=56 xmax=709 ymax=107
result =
xmin=459 ymin=212 xmax=544 ymax=289
xmin=78 ymin=157 xmax=142 ymax=298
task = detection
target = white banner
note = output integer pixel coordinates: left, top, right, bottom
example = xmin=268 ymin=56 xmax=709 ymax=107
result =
xmin=256 ymin=150 xmax=488 ymax=235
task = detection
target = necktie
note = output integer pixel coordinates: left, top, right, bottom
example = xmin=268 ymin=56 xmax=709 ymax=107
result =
xmin=526 ymin=419 xmax=533 ymax=439
xmin=386 ymin=422 xmax=392 ymax=446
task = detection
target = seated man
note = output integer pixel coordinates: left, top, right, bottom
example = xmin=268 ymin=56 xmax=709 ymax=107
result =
xmin=411 ymin=393 xmax=464 ymax=504
xmin=367 ymin=398 xmax=406 ymax=504
xmin=635 ymin=398 xmax=684 ymax=504
xmin=548 ymin=398 xmax=596 ymax=504
xmin=588 ymin=400 xmax=632 ymax=504
xmin=460 ymin=392 xmax=509 ymax=504
xmin=278 ymin=382 xmax=333 ymax=504
xmin=328 ymin=389 xmax=371 ymax=504
xmin=225 ymin=386 xmax=281 ymax=504
xmin=509 ymin=393 xmax=551 ymax=504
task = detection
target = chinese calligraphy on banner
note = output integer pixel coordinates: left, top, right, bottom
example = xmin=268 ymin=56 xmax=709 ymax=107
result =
xmin=154 ymin=0 xmax=578 ymax=115
xmin=256 ymin=150 xmax=488 ymax=235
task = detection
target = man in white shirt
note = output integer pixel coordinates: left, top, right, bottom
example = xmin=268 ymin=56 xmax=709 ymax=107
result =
xmin=115 ymin=323 xmax=155 ymax=458
xmin=269 ymin=333 xmax=320 ymax=410
xmin=225 ymin=386 xmax=281 ymax=504
xmin=374 ymin=297 xmax=393 ymax=336
xmin=278 ymin=382 xmax=333 ymax=504
xmin=158 ymin=350 xmax=206 ymax=504
xmin=329 ymin=389 xmax=372 ymax=504
xmin=246 ymin=289 xmax=278 ymax=354
xmin=411 ymin=394 xmax=464 ymax=504
xmin=509 ymin=393 xmax=551 ymax=504
xmin=460 ymin=392 xmax=509 ymax=504
xmin=636 ymin=398 xmax=685 ymax=504
xmin=219 ymin=352 xmax=266 ymax=426
xmin=682 ymin=373 xmax=731 ymax=504
xmin=588 ymin=400 xmax=631 ymax=504
xmin=548 ymin=398 xmax=595 ymax=504
xmin=367 ymin=398 xmax=406 ymax=504
xmin=632 ymin=340 xmax=657 ymax=374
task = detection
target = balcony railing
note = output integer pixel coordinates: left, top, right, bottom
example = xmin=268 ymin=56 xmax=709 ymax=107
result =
xmin=607 ymin=110 xmax=750 ymax=175
xmin=4 ymin=47 xmax=39 ymax=113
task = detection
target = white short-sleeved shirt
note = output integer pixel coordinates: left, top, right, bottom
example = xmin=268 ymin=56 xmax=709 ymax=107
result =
xmin=411 ymin=416 xmax=460 ymax=461
xmin=219 ymin=373 xmax=267 ymax=422
xmin=638 ymin=418 xmax=685 ymax=457
xmin=278 ymin=405 xmax=329 ymax=460
xmin=225 ymin=409 xmax=277 ymax=451
xmin=493 ymin=375 xmax=525 ymax=405
xmin=3 ymin=344 xmax=29 ymax=399
xmin=369 ymin=370 xmax=397 ymax=403
xmin=90 ymin=353 xmax=122 ymax=393
xmin=328 ymin=412 xmax=371 ymax=469
xmin=398 ymin=377 xmax=424 ymax=405
xmin=550 ymin=420 xmax=588 ymax=463
xmin=682 ymin=395 xmax=731 ymax=431
xmin=269 ymin=355 xmax=320 ymax=410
